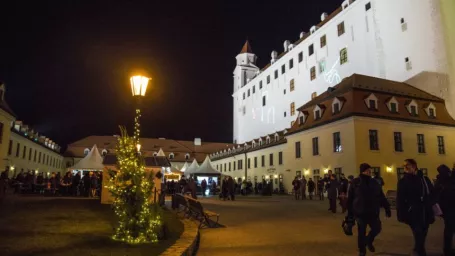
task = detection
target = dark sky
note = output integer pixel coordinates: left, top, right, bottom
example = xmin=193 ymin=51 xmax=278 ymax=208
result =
xmin=0 ymin=0 xmax=340 ymax=147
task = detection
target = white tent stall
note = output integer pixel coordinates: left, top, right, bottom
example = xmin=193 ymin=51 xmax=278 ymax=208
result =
xmin=68 ymin=145 xmax=104 ymax=174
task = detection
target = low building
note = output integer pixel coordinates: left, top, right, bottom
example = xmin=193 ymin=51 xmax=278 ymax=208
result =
xmin=0 ymin=84 xmax=16 ymax=171
xmin=211 ymin=74 xmax=455 ymax=193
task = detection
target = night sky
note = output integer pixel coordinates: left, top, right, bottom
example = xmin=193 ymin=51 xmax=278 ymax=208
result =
xmin=0 ymin=0 xmax=340 ymax=147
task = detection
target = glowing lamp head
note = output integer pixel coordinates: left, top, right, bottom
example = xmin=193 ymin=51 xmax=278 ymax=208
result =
xmin=136 ymin=143 xmax=141 ymax=152
xmin=304 ymin=170 xmax=310 ymax=176
xmin=386 ymin=166 xmax=393 ymax=173
xmin=130 ymin=75 xmax=150 ymax=97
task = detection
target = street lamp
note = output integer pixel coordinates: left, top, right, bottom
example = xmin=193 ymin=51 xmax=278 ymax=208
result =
xmin=130 ymin=75 xmax=150 ymax=145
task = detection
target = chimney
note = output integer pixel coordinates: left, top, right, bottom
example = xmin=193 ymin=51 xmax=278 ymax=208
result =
xmin=271 ymin=50 xmax=278 ymax=64
xmin=194 ymin=138 xmax=202 ymax=146
xmin=311 ymin=92 xmax=317 ymax=99
xmin=321 ymin=12 xmax=328 ymax=21
xmin=283 ymin=40 xmax=291 ymax=52
xmin=299 ymin=32 xmax=306 ymax=39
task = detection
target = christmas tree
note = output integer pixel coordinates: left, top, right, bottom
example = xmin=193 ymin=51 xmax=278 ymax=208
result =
xmin=106 ymin=127 xmax=161 ymax=244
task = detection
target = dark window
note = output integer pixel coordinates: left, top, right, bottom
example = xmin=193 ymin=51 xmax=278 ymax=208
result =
xmin=274 ymin=70 xmax=278 ymax=79
xmin=16 ymin=143 xmax=20 ymax=157
xmin=315 ymin=110 xmax=321 ymax=120
xmin=0 ymin=122 xmax=3 ymax=144
xmin=401 ymin=18 xmax=405 ymax=24
xmin=238 ymin=159 xmax=243 ymax=169
xmin=247 ymin=158 xmax=251 ymax=169
xmin=269 ymin=153 xmax=274 ymax=166
xmin=338 ymin=22 xmax=345 ymax=36
xmin=369 ymin=130 xmax=379 ymax=150
xmin=369 ymin=99 xmax=376 ymax=109
xmin=253 ymin=86 xmax=255 ymax=94
xmin=243 ymin=92 xmax=245 ymax=100
xmin=229 ymin=162 xmax=231 ymax=171
xmin=259 ymin=81 xmax=263 ymax=89
xmin=23 ymin=146 xmax=26 ymax=159
xmin=394 ymin=132 xmax=403 ymax=152
xmin=438 ymin=136 xmax=445 ymax=154
xmin=8 ymin=140 xmax=12 ymax=155
xmin=34 ymin=150 xmax=37 ymax=162
xmin=261 ymin=155 xmax=265 ymax=167
xmin=333 ymin=132 xmax=342 ymax=152
xmin=39 ymin=152 xmax=42 ymax=163
xmin=340 ymin=48 xmax=348 ymax=64
xmin=233 ymin=161 xmax=236 ymax=170
xmin=281 ymin=64 xmax=285 ymax=74
xmin=333 ymin=103 xmax=340 ymax=113
xmin=219 ymin=164 xmax=222 ymax=172
xmin=262 ymin=96 xmax=266 ymax=106
xmin=299 ymin=116 xmax=304 ymax=124
xmin=417 ymin=134 xmax=425 ymax=153
xmin=284 ymin=112 xmax=287 ymax=117
xmin=309 ymin=44 xmax=314 ymax=56
xmin=224 ymin=163 xmax=226 ymax=172
xmin=283 ymin=89 xmax=286 ymax=95
xmin=295 ymin=141 xmax=301 ymax=158
xmin=410 ymin=105 xmax=417 ymax=116
xmin=429 ymin=108 xmax=435 ymax=117
xmin=254 ymin=157 xmax=257 ymax=168
xmin=279 ymin=152 xmax=283 ymax=165
xmin=298 ymin=52 xmax=303 ymax=62
xmin=310 ymin=66 xmax=316 ymax=80
xmin=267 ymin=75 xmax=270 ymax=84
xmin=289 ymin=59 xmax=294 ymax=69
xmin=247 ymin=89 xmax=250 ymax=97
xmin=312 ymin=137 xmax=319 ymax=155
xmin=390 ymin=103 xmax=397 ymax=113
xmin=29 ymin=148 xmax=32 ymax=161
xmin=365 ymin=2 xmax=371 ymax=11
xmin=320 ymin=35 xmax=327 ymax=48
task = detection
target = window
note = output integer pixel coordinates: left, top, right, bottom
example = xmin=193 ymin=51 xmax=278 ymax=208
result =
xmin=310 ymin=66 xmax=316 ymax=80
xmin=185 ymin=154 xmax=190 ymax=160
xmin=299 ymin=116 xmax=304 ymax=124
xmin=333 ymin=132 xmax=342 ymax=152
xmin=295 ymin=141 xmax=301 ymax=158
xmin=429 ymin=108 xmax=435 ymax=118
xmin=290 ymin=102 xmax=295 ymax=116
xmin=23 ymin=146 xmax=26 ymax=159
xmin=247 ymin=158 xmax=251 ymax=169
xmin=233 ymin=161 xmax=236 ymax=170
xmin=8 ymin=140 xmax=12 ymax=155
xmin=283 ymin=89 xmax=286 ymax=95
xmin=338 ymin=22 xmax=345 ymax=36
xmin=229 ymin=162 xmax=231 ymax=171
xmin=333 ymin=103 xmax=340 ymax=114
xmin=279 ymin=152 xmax=283 ymax=165
xmin=320 ymin=35 xmax=327 ymax=48
xmin=261 ymin=155 xmax=265 ymax=167
xmin=284 ymin=112 xmax=287 ymax=117
xmin=274 ymin=70 xmax=278 ymax=79
xmin=397 ymin=167 xmax=405 ymax=180
xmin=253 ymin=86 xmax=255 ymax=94
xmin=29 ymin=148 xmax=32 ymax=161
xmin=394 ymin=132 xmax=403 ymax=152
xmin=262 ymin=96 xmax=266 ymax=106
xmin=298 ymin=52 xmax=303 ymax=62
xmin=319 ymin=60 xmax=326 ymax=73
xmin=290 ymin=79 xmax=295 ymax=91
xmin=390 ymin=103 xmax=398 ymax=113
xmin=401 ymin=18 xmax=405 ymax=24
xmin=309 ymin=44 xmax=314 ymax=56
xmin=315 ymin=110 xmax=321 ymax=120
xmin=269 ymin=153 xmax=274 ymax=166
xmin=401 ymin=18 xmax=408 ymax=32
xmin=368 ymin=99 xmax=376 ymax=110
xmin=34 ymin=150 xmax=37 ymax=162
xmin=438 ymin=136 xmax=445 ymax=154
xmin=371 ymin=167 xmax=380 ymax=178
xmin=369 ymin=130 xmax=379 ymax=150
xmin=365 ymin=2 xmax=371 ymax=11
xmin=16 ymin=143 xmax=20 ymax=157
xmin=254 ymin=157 xmax=257 ymax=168
xmin=238 ymin=159 xmax=243 ymax=169
xmin=405 ymin=57 xmax=412 ymax=70
xmin=281 ymin=64 xmax=285 ymax=74
xmin=247 ymin=89 xmax=250 ymax=97
xmin=417 ymin=134 xmax=425 ymax=153
xmin=267 ymin=75 xmax=270 ymax=84
xmin=259 ymin=81 xmax=263 ymax=89
xmin=0 ymin=122 xmax=3 ymax=144
xmin=410 ymin=105 xmax=417 ymax=116
xmin=243 ymin=92 xmax=245 ymax=100
xmin=224 ymin=163 xmax=226 ymax=172
xmin=289 ymin=59 xmax=294 ymax=69
xmin=340 ymin=48 xmax=348 ymax=65
xmin=312 ymin=137 xmax=319 ymax=155
xmin=242 ymin=106 xmax=246 ymax=115
xmin=39 ymin=152 xmax=42 ymax=163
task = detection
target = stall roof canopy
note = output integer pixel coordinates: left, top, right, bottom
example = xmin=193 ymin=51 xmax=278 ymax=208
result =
xmin=103 ymin=154 xmax=171 ymax=168
xmin=185 ymin=159 xmax=200 ymax=174
xmin=69 ymin=145 xmax=104 ymax=170
xmin=193 ymin=156 xmax=220 ymax=175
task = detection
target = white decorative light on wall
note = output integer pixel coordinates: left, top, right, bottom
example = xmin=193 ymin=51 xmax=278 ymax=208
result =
xmin=323 ymin=59 xmax=341 ymax=85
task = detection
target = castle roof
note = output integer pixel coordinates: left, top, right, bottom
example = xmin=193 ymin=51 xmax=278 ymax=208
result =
xmin=240 ymin=40 xmax=253 ymax=54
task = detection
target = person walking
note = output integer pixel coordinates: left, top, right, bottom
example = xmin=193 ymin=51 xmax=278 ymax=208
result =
xmin=397 ymin=159 xmax=435 ymax=256
xmin=292 ymin=177 xmax=301 ymax=200
xmin=434 ymin=164 xmax=455 ymax=256
xmin=339 ymin=174 xmax=349 ymax=213
xmin=72 ymin=172 xmax=81 ymax=196
xmin=347 ymin=163 xmax=391 ymax=256
xmin=308 ymin=178 xmax=315 ymax=200
xmin=317 ymin=178 xmax=325 ymax=200
xmin=300 ymin=177 xmax=307 ymax=200
xmin=327 ymin=174 xmax=339 ymax=213
xmin=201 ymin=179 xmax=207 ymax=197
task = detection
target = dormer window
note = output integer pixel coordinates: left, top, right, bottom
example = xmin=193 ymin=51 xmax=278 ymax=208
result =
xmin=364 ymin=93 xmax=378 ymax=110
xmin=315 ymin=110 xmax=321 ymax=120
xmin=299 ymin=116 xmax=304 ymax=124
xmin=102 ymin=149 xmax=108 ymax=156
xmin=266 ymin=137 xmax=271 ymax=144
xmin=332 ymin=97 xmax=344 ymax=114
xmin=429 ymin=108 xmax=435 ymax=117
xmin=424 ymin=103 xmax=436 ymax=118
xmin=406 ymin=100 xmax=419 ymax=116
xmin=84 ymin=148 xmax=90 ymax=156
xmin=386 ymin=97 xmax=399 ymax=113
xmin=259 ymin=139 xmax=263 ymax=146
xmin=333 ymin=103 xmax=340 ymax=113
xmin=153 ymin=152 xmax=158 ymax=157
xmin=390 ymin=103 xmax=397 ymax=113
xmin=369 ymin=100 xmax=376 ymax=109
xmin=410 ymin=106 xmax=417 ymax=115
xmin=169 ymin=153 xmax=175 ymax=159
xmin=275 ymin=134 xmax=279 ymax=141
xmin=185 ymin=153 xmax=190 ymax=160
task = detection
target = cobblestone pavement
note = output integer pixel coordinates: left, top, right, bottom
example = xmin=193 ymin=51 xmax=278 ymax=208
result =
xmin=196 ymin=196 xmax=447 ymax=256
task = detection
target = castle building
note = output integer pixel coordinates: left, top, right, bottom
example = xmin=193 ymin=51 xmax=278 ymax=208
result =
xmin=233 ymin=0 xmax=455 ymax=144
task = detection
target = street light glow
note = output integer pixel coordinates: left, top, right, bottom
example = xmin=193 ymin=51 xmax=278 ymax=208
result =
xmin=130 ymin=75 xmax=150 ymax=97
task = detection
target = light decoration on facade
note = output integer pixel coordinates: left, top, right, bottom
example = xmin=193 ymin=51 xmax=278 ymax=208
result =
xmin=323 ymin=59 xmax=341 ymax=85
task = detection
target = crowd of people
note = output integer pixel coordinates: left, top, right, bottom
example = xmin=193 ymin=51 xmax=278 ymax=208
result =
xmin=0 ymin=170 xmax=102 ymax=197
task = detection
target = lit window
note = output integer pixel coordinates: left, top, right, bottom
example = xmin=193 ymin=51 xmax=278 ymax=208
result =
xmin=310 ymin=66 xmax=316 ymax=81
xmin=319 ymin=60 xmax=326 ymax=73
xmin=320 ymin=35 xmax=326 ymax=48
xmin=340 ymin=48 xmax=348 ymax=65
xmin=290 ymin=79 xmax=295 ymax=91
xmin=333 ymin=132 xmax=342 ymax=152
xmin=290 ymin=102 xmax=295 ymax=116
xmin=338 ymin=22 xmax=345 ymax=36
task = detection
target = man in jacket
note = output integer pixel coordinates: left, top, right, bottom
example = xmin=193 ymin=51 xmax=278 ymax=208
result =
xmin=327 ymin=174 xmax=339 ymax=213
xmin=339 ymin=174 xmax=349 ymax=213
xmin=292 ymin=177 xmax=300 ymax=200
xmin=300 ymin=177 xmax=307 ymax=200
xmin=397 ymin=159 xmax=435 ymax=256
xmin=347 ymin=163 xmax=391 ymax=256
xmin=307 ymin=178 xmax=315 ymax=200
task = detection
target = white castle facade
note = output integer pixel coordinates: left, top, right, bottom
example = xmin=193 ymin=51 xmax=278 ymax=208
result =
xmin=232 ymin=0 xmax=455 ymax=144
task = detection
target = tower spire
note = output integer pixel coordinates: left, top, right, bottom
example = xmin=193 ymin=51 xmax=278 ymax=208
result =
xmin=240 ymin=40 xmax=253 ymax=54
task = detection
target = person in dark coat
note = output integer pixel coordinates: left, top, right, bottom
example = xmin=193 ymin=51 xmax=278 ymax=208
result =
xmin=307 ymin=178 xmax=315 ymax=200
xmin=61 ymin=172 xmax=72 ymax=196
xmin=317 ymin=178 xmax=325 ymax=200
xmin=72 ymin=172 xmax=81 ymax=196
xmin=82 ymin=172 xmax=91 ymax=197
xmin=434 ymin=164 xmax=455 ymax=255
xmin=348 ymin=163 xmax=391 ymax=256
xmin=327 ymin=174 xmax=339 ymax=213
xmin=397 ymin=159 xmax=435 ymax=256
xmin=201 ymin=179 xmax=207 ymax=197
xmin=300 ymin=177 xmax=307 ymax=200
xmin=292 ymin=177 xmax=301 ymax=200
xmin=227 ymin=176 xmax=235 ymax=201
xmin=90 ymin=172 xmax=98 ymax=197
xmin=49 ymin=172 xmax=58 ymax=195
xmin=339 ymin=174 xmax=349 ymax=213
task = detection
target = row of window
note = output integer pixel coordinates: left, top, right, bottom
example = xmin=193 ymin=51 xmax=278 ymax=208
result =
xmin=8 ymin=140 xmax=62 ymax=169
xmin=216 ymin=152 xmax=284 ymax=172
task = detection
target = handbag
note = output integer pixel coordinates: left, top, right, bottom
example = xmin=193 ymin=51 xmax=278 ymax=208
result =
xmin=422 ymin=176 xmax=443 ymax=216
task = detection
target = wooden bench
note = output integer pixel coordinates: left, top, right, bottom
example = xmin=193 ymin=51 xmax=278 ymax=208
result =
xmin=184 ymin=195 xmax=220 ymax=228
xmin=386 ymin=190 xmax=397 ymax=209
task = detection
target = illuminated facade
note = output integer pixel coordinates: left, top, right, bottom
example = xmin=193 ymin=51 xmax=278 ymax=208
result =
xmin=218 ymin=74 xmax=455 ymax=192
xmin=233 ymin=0 xmax=453 ymax=144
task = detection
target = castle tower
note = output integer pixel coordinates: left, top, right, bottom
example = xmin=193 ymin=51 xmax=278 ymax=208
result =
xmin=233 ymin=41 xmax=259 ymax=144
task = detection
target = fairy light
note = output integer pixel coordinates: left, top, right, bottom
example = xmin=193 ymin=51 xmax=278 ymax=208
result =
xmin=105 ymin=126 xmax=161 ymax=244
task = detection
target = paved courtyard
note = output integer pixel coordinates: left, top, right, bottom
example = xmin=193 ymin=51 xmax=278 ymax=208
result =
xmin=196 ymin=196 xmax=447 ymax=256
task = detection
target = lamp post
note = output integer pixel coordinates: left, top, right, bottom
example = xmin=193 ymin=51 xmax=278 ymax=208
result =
xmin=130 ymin=75 xmax=150 ymax=147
